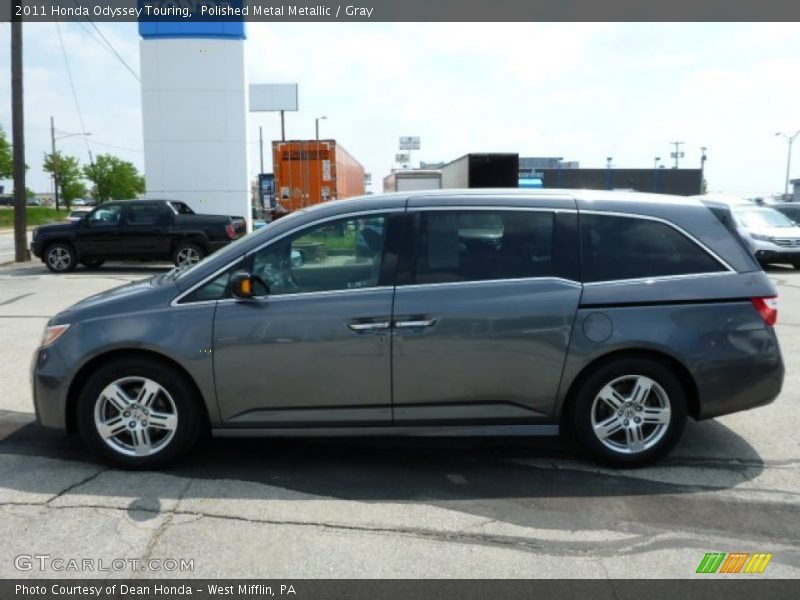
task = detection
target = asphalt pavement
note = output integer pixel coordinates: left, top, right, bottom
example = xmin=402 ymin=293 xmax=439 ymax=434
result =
xmin=0 ymin=260 xmax=798 ymax=578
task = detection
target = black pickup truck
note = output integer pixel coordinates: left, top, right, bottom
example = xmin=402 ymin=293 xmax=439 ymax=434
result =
xmin=31 ymin=199 xmax=246 ymax=273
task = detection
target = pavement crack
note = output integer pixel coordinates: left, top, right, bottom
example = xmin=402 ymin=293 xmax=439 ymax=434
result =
xmin=45 ymin=467 xmax=110 ymax=505
xmin=137 ymin=477 xmax=194 ymax=575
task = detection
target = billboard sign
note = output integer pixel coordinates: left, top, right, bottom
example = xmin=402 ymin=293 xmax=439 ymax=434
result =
xmin=395 ymin=153 xmax=410 ymax=163
xmin=399 ymin=136 xmax=420 ymax=150
xmin=249 ymin=84 xmax=299 ymax=112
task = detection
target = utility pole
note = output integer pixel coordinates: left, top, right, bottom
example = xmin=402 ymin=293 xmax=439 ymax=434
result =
xmin=11 ymin=16 xmax=28 ymax=262
xmin=776 ymin=131 xmax=800 ymax=198
xmin=280 ymin=110 xmax=285 ymax=141
xmin=670 ymin=141 xmax=685 ymax=169
xmin=50 ymin=116 xmax=60 ymax=211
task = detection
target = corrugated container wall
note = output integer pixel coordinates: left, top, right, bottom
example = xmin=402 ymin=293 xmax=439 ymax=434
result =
xmin=272 ymin=140 xmax=365 ymax=214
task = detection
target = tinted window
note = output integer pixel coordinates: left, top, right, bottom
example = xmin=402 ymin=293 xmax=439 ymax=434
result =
xmin=250 ymin=215 xmax=388 ymax=295
xmin=87 ymin=205 xmax=122 ymax=226
xmin=580 ymin=214 xmax=724 ymax=282
xmin=127 ymin=203 xmax=161 ymax=225
xmin=180 ymin=260 xmax=243 ymax=303
xmin=414 ymin=210 xmax=554 ymax=284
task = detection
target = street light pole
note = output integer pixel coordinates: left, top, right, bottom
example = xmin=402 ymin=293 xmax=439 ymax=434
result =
xmin=50 ymin=116 xmax=59 ymax=211
xmin=606 ymin=156 xmax=613 ymax=190
xmin=315 ymin=116 xmax=326 ymax=142
xmin=49 ymin=119 xmax=92 ymax=211
xmin=699 ymin=146 xmax=707 ymax=195
xmin=653 ymin=157 xmax=661 ymax=192
xmin=776 ymin=130 xmax=800 ymax=198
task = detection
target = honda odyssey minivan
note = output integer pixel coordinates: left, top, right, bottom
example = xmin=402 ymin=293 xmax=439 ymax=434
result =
xmin=31 ymin=190 xmax=784 ymax=468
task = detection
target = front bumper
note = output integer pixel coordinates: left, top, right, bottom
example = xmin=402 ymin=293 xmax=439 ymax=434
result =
xmin=31 ymin=346 xmax=71 ymax=433
xmin=31 ymin=241 xmax=42 ymax=258
xmin=750 ymin=239 xmax=800 ymax=264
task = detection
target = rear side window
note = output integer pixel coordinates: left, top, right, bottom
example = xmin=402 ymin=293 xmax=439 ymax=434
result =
xmin=127 ymin=203 xmax=161 ymax=225
xmin=414 ymin=210 xmax=554 ymax=284
xmin=580 ymin=214 xmax=725 ymax=283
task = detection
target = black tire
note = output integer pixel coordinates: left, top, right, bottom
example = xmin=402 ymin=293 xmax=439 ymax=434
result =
xmin=792 ymin=260 xmax=800 ymax=270
xmin=571 ymin=358 xmax=688 ymax=468
xmin=172 ymin=242 xmax=205 ymax=268
xmin=44 ymin=242 xmax=78 ymax=273
xmin=76 ymin=357 xmax=204 ymax=469
xmin=81 ymin=259 xmax=105 ymax=269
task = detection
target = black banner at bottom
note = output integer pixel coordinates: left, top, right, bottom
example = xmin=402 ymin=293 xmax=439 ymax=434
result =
xmin=2 ymin=579 xmax=799 ymax=600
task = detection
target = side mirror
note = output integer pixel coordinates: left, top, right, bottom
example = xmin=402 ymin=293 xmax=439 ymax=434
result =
xmin=230 ymin=270 xmax=268 ymax=300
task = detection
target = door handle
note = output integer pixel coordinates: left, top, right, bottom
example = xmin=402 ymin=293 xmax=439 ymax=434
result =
xmin=394 ymin=318 xmax=437 ymax=329
xmin=348 ymin=320 xmax=391 ymax=332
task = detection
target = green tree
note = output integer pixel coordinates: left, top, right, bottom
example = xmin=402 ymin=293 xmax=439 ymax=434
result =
xmin=83 ymin=154 xmax=145 ymax=202
xmin=0 ymin=127 xmax=14 ymax=180
xmin=43 ymin=151 xmax=84 ymax=208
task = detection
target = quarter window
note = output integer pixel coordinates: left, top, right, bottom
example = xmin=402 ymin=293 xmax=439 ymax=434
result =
xmin=414 ymin=210 xmax=555 ymax=284
xmin=250 ymin=215 xmax=388 ymax=295
xmin=580 ymin=214 xmax=725 ymax=282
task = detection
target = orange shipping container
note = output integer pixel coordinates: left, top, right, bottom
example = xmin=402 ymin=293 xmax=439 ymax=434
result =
xmin=272 ymin=139 xmax=365 ymax=214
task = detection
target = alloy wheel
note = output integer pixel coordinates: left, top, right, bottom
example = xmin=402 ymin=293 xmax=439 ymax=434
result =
xmin=93 ymin=376 xmax=178 ymax=457
xmin=47 ymin=246 xmax=72 ymax=271
xmin=590 ymin=375 xmax=671 ymax=455
xmin=176 ymin=247 xmax=201 ymax=267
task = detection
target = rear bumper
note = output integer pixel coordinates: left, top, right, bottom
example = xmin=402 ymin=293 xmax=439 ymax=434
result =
xmin=694 ymin=327 xmax=784 ymax=420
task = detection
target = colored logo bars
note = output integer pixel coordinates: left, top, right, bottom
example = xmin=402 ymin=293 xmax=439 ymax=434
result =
xmin=696 ymin=552 xmax=773 ymax=574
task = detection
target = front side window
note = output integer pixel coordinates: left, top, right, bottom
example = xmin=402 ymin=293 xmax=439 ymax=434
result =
xmin=250 ymin=214 xmax=388 ymax=295
xmin=580 ymin=214 xmax=725 ymax=282
xmin=414 ymin=210 xmax=554 ymax=284
xmin=87 ymin=204 xmax=122 ymax=226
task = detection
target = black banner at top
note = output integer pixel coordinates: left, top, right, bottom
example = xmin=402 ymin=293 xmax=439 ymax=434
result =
xmin=3 ymin=0 xmax=800 ymax=22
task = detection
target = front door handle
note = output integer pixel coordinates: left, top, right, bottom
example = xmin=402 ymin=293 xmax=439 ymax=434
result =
xmin=394 ymin=318 xmax=437 ymax=329
xmin=348 ymin=320 xmax=391 ymax=332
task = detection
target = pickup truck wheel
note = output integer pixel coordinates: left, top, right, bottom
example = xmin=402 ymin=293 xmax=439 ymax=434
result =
xmin=81 ymin=259 xmax=105 ymax=269
xmin=173 ymin=243 xmax=204 ymax=268
xmin=76 ymin=357 xmax=203 ymax=468
xmin=572 ymin=358 xmax=687 ymax=468
xmin=44 ymin=243 xmax=78 ymax=273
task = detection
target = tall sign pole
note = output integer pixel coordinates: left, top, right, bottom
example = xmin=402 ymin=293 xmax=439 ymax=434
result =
xmin=11 ymin=15 xmax=28 ymax=262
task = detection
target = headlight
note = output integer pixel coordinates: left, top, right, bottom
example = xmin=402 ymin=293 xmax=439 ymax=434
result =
xmin=40 ymin=324 xmax=70 ymax=348
xmin=751 ymin=233 xmax=773 ymax=242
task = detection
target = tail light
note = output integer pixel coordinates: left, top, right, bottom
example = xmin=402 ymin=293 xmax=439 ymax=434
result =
xmin=751 ymin=297 xmax=778 ymax=326
xmin=225 ymin=223 xmax=237 ymax=240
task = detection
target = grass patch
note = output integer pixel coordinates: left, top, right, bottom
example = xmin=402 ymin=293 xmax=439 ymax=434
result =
xmin=0 ymin=207 xmax=68 ymax=228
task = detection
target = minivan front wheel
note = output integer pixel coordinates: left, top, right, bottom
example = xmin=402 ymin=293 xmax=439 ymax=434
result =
xmin=77 ymin=358 xmax=203 ymax=468
xmin=572 ymin=358 xmax=687 ymax=467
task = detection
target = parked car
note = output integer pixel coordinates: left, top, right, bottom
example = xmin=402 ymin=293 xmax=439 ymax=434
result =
xmin=31 ymin=199 xmax=246 ymax=272
xmin=729 ymin=204 xmax=800 ymax=268
xmin=71 ymin=198 xmax=97 ymax=207
xmin=66 ymin=209 xmax=91 ymax=223
xmin=770 ymin=202 xmax=800 ymax=225
xmin=31 ymin=190 xmax=783 ymax=468
xmin=27 ymin=197 xmax=43 ymax=206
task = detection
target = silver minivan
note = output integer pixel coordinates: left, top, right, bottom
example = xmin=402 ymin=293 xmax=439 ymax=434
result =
xmin=31 ymin=190 xmax=784 ymax=468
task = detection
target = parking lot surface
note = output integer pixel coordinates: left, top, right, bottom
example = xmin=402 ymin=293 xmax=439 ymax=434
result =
xmin=0 ymin=260 xmax=798 ymax=578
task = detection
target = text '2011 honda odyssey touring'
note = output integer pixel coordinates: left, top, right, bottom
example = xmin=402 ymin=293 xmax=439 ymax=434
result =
xmin=31 ymin=190 xmax=784 ymax=468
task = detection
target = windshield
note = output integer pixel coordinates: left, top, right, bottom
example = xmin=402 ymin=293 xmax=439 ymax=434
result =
xmin=734 ymin=208 xmax=795 ymax=229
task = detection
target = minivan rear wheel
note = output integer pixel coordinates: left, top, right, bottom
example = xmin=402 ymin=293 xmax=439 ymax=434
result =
xmin=572 ymin=358 xmax=687 ymax=467
xmin=76 ymin=357 xmax=203 ymax=468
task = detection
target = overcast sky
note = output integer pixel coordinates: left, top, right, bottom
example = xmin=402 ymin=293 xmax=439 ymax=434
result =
xmin=0 ymin=22 xmax=798 ymax=197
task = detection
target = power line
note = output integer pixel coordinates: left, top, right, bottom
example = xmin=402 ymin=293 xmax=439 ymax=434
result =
xmin=71 ymin=1 xmax=140 ymax=82
xmin=55 ymin=22 xmax=93 ymax=166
